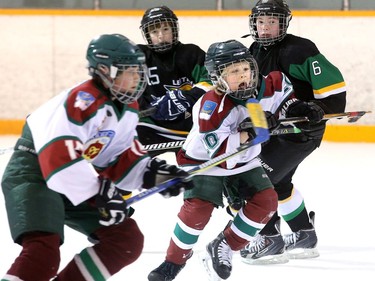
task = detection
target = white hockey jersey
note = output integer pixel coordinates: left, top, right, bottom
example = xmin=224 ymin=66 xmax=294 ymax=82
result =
xmin=26 ymin=79 xmax=150 ymax=205
xmin=176 ymin=71 xmax=294 ymax=176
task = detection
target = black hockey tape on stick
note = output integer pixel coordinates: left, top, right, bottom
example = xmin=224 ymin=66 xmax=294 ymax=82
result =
xmin=325 ymin=111 xmax=372 ymax=123
xmin=126 ymin=98 xmax=270 ymax=206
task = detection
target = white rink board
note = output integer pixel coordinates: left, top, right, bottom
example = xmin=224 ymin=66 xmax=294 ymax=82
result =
xmin=0 ymin=15 xmax=374 ymax=124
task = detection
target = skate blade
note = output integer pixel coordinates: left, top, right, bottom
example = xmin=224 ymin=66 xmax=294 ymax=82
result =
xmin=286 ymin=247 xmax=320 ymax=259
xmin=200 ymin=252 xmax=223 ymax=281
xmin=241 ymin=253 xmax=289 ymax=265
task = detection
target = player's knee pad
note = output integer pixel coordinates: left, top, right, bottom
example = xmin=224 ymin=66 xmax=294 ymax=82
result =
xmin=178 ymin=198 xmax=215 ymax=230
xmin=243 ymin=188 xmax=278 ymax=223
xmin=93 ymin=218 xmax=144 ymax=273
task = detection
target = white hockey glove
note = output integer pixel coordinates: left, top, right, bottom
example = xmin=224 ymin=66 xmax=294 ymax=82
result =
xmin=143 ymin=158 xmax=194 ymax=197
xmin=96 ymin=177 xmax=128 ymax=226
xmin=150 ymin=89 xmax=191 ymax=121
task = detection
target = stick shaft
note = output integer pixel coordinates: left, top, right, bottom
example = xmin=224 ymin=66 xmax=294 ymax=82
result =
xmin=126 ymin=98 xmax=269 ymax=205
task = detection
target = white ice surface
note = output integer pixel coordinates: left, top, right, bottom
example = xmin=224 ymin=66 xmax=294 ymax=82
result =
xmin=0 ymin=135 xmax=374 ymax=280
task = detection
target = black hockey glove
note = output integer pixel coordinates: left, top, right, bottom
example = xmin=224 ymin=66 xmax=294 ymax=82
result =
xmin=238 ymin=118 xmax=256 ymax=140
xmin=151 ymin=89 xmax=191 ymax=121
xmin=143 ymin=158 xmax=194 ymax=197
xmin=286 ymin=101 xmax=324 ymax=131
xmin=96 ymin=177 xmax=128 ymax=226
xmin=264 ymin=111 xmax=280 ymax=131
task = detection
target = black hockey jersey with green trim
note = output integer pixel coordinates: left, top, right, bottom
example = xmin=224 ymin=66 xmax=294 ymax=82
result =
xmin=250 ymin=34 xmax=346 ymax=114
xmin=137 ymin=42 xmax=212 ymax=132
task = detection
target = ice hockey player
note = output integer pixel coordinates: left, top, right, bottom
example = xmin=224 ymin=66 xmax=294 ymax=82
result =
xmin=147 ymin=39 xmax=323 ymax=280
xmin=136 ymin=5 xmax=212 ymax=157
xmin=240 ymin=0 xmax=346 ymax=264
xmin=1 ymin=33 xmax=193 ymax=281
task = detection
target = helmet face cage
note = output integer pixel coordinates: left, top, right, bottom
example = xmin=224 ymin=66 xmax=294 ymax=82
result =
xmin=216 ymin=58 xmax=259 ymax=100
xmin=205 ymin=40 xmax=259 ymax=100
xmin=140 ymin=6 xmax=179 ymax=53
xmin=106 ymin=64 xmax=148 ymax=104
xmin=86 ymin=34 xmax=147 ymax=104
xmin=249 ymin=0 xmax=292 ymax=46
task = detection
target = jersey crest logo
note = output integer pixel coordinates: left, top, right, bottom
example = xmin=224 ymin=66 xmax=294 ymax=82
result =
xmin=74 ymin=91 xmax=96 ymax=111
xmin=83 ymin=130 xmax=115 ymax=162
xmin=199 ymin=100 xmax=217 ymax=120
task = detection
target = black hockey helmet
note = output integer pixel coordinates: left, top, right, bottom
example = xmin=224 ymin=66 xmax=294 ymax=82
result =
xmin=205 ymin=40 xmax=258 ymax=100
xmin=249 ymin=0 xmax=292 ymax=46
xmin=140 ymin=6 xmax=179 ymax=53
xmin=86 ymin=34 xmax=147 ymax=104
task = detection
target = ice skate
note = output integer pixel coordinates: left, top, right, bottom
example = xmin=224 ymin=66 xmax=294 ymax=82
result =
xmin=240 ymin=217 xmax=288 ymax=265
xmin=203 ymin=232 xmax=233 ymax=280
xmin=148 ymin=261 xmax=185 ymax=281
xmin=283 ymin=211 xmax=319 ymax=259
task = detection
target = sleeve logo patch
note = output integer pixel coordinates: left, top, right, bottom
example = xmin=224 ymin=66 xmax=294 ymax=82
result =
xmin=74 ymin=91 xmax=96 ymax=111
xmin=199 ymin=100 xmax=217 ymax=120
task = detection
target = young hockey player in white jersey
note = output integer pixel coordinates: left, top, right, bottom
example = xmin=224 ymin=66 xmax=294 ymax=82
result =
xmin=147 ymin=39 xmax=323 ymax=280
xmin=1 ymin=33 xmax=192 ymax=281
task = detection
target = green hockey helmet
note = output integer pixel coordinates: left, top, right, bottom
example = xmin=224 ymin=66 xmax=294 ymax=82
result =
xmin=86 ymin=34 xmax=147 ymax=104
xmin=140 ymin=6 xmax=179 ymax=53
xmin=205 ymin=40 xmax=258 ymax=100
xmin=249 ymin=0 xmax=292 ymax=46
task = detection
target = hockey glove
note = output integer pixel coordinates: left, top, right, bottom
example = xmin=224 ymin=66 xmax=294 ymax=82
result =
xmin=238 ymin=117 xmax=256 ymax=141
xmin=151 ymin=89 xmax=191 ymax=121
xmin=264 ymin=111 xmax=280 ymax=131
xmin=143 ymin=158 xmax=194 ymax=197
xmin=96 ymin=177 xmax=128 ymax=226
xmin=286 ymin=101 xmax=324 ymax=130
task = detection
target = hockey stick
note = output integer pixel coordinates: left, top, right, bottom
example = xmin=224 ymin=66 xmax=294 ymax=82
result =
xmin=0 ymin=126 xmax=299 ymax=155
xmin=126 ymin=98 xmax=269 ymax=206
xmin=142 ymin=110 xmax=371 ymax=152
xmin=278 ymin=110 xmax=372 ymax=124
xmin=143 ymin=126 xmax=301 ymax=152
xmin=1 ymin=111 xmax=369 ymax=156
xmin=139 ymin=107 xmax=157 ymax=118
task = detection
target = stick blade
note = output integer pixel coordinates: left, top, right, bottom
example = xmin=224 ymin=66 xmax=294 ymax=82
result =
xmin=347 ymin=111 xmax=372 ymax=123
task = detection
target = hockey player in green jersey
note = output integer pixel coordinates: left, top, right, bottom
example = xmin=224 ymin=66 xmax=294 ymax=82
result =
xmin=1 ymin=33 xmax=193 ymax=281
xmin=240 ymin=0 xmax=347 ymax=264
xmin=136 ymin=5 xmax=212 ymax=156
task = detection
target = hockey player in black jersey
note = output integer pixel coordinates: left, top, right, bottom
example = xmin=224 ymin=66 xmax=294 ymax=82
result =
xmin=239 ymin=0 xmax=347 ymax=264
xmin=136 ymin=6 xmax=212 ymax=156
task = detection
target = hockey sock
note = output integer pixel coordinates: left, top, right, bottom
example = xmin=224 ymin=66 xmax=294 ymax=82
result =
xmin=7 ymin=232 xmax=60 ymax=281
xmin=167 ymin=198 xmax=214 ymax=264
xmin=259 ymin=212 xmax=280 ymax=235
